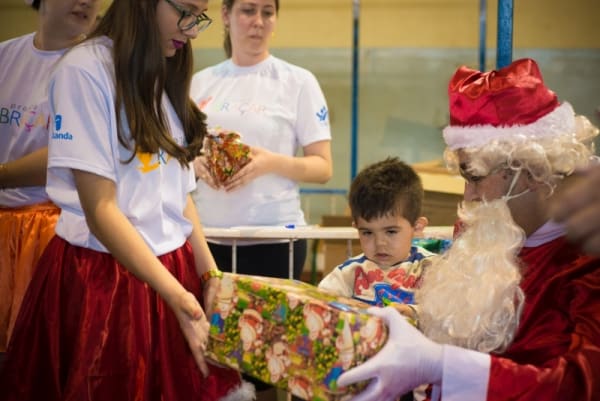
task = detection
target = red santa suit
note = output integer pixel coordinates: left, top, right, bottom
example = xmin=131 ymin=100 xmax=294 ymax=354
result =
xmin=439 ymin=224 xmax=600 ymax=401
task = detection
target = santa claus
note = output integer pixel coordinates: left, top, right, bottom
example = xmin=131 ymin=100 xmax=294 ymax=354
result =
xmin=417 ymin=58 xmax=597 ymax=354
xmin=337 ymin=58 xmax=600 ymax=401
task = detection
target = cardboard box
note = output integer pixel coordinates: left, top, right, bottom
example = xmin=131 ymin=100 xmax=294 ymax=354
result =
xmin=207 ymin=273 xmax=388 ymax=401
xmin=412 ymin=159 xmax=464 ymax=226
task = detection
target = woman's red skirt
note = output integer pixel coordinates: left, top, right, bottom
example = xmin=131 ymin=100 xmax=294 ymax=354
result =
xmin=0 ymin=236 xmax=242 ymax=401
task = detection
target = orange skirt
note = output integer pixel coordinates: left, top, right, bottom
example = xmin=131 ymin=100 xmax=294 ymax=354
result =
xmin=0 ymin=202 xmax=59 ymax=351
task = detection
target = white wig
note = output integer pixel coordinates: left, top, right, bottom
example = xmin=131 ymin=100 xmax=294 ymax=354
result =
xmin=444 ymin=110 xmax=599 ymax=195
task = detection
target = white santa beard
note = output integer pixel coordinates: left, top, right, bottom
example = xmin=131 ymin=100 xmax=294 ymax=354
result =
xmin=416 ymin=199 xmax=525 ymax=353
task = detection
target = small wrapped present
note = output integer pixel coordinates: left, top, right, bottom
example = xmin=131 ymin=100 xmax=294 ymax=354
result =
xmin=205 ymin=128 xmax=251 ymax=184
xmin=207 ymin=273 xmax=388 ymax=401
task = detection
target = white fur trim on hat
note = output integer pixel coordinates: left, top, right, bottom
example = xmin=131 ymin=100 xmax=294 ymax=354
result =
xmin=443 ymin=102 xmax=576 ymax=150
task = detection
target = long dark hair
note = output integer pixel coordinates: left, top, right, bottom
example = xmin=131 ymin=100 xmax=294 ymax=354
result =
xmin=222 ymin=0 xmax=279 ymax=58
xmin=89 ymin=0 xmax=206 ymax=167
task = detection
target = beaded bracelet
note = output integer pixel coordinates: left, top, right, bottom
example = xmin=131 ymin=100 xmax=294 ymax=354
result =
xmin=200 ymin=268 xmax=223 ymax=284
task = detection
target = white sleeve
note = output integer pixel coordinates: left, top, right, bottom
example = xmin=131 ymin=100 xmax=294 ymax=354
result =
xmin=318 ymin=265 xmax=354 ymax=298
xmin=48 ymin=60 xmax=115 ymax=180
xmin=189 ymin=69 xmax=205 ymax=104
xmin=440 ymin=345 xmax=490 ymax=401
xmin=295 ymin=71 xmax=331 ymax=146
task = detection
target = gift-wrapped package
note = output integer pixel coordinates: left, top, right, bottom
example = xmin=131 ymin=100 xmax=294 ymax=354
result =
xmin=205 ymin=128 xmax=251 ymax=184
xmin=207 ymin=273 xmax=388 ymax=401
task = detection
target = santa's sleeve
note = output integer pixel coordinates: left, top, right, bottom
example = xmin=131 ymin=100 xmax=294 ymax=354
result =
xmin=438 ymin=256 xmax=600 ymax=401
xmin=438 ymin=339 xmax=600 ymax=401
xmin=482 ymin=344 xmax=600 ymax=400
xmin=483 ymin=256 xmax=600 ymax=401
xmin=437 ymin=346 xmax=490 ymax=401
xmin=482 ymin=307 xmax=600 ymax=400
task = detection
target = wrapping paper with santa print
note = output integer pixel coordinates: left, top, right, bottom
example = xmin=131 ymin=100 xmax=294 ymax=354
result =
xmin=205 ymin=128 xmax=251 ymax=184
xmin=207 ymin=273 xmax=389 ymax=401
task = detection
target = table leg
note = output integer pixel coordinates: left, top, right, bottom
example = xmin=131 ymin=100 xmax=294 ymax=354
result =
xmin=232 ymin=239 xmax=237 ymax=274
xmin=288 ymin=240 xmax=294 ymax=279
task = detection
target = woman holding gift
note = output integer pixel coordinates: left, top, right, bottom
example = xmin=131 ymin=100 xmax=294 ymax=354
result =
xmin=0 ymin=0 xmax=253 ymax=399
xmin=0 ymin=0 xmax=102 ymax=352
xmin=190 ymin=0 xmax=333 ymax=281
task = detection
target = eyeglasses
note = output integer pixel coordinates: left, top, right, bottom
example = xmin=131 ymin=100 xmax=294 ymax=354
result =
xmin=164 ymin=0 xmax=212 ymax=32
xmin=459 ymin=164 xmax=508 ymax=185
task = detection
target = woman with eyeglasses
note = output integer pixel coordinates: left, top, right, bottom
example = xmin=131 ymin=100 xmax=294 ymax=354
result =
xmin=0 ymin=0 xmax=102 ymax=354
xmin=0 ymin=1 xmax=253 ymax=400
xmin=190 ymin=0 xmax=332 ymax=286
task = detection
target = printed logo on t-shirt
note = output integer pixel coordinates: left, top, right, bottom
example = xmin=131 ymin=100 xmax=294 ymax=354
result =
xmin=208 ymin=98 xmax=267 ymax=116
xmin=137 ymin=149 xmax=171 ymax=173
xmin=0 ymin=103 xmax=49 ymax=133
xmin=316 ymin=106 xmax=329 ymax=125
xmin=197 ymin=96 xmax=213 ymax=111
xmin=51 ymin=114 xmax=73 ymax=141
xmin=352 ymin=265 xmax=417 ymax=306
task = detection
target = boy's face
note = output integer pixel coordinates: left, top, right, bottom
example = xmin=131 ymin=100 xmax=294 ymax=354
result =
xmin=354 ymin=212 xmax=415 ymax=268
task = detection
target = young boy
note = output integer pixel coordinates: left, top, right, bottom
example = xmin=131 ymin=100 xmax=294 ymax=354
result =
xmin=318 ymin=157 xmax=435 ymax=314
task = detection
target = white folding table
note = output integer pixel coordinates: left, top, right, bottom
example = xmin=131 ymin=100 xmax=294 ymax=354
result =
xmin=203 ymin=225 xmax=453 ymax=279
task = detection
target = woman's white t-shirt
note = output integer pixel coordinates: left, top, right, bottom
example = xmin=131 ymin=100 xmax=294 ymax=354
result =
xmin=190 ymin=55 xmax=331 ymax=229
xmin=0 ymin=33 xmax=65 ymax=207
xmin=47 ymin=37 xmax=195 ymax=255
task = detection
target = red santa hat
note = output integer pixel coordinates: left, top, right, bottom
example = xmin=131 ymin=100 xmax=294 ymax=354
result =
xmin=443 ymin=58 xmax=576 ymax=150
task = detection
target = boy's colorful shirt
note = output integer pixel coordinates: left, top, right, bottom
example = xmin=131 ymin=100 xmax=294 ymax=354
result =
xmin=319 ymin=246 xmax=435 ymax=306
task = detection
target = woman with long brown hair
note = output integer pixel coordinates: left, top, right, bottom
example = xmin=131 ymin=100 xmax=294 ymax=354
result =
xmin=0 ymin=1 xmax=253 ymax=400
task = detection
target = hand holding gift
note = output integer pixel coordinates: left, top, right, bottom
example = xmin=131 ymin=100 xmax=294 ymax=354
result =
xmin=207 ymin=273 xmax=391 ymax=401
xmin=337 ymin=307 xmax=443 ymax=401
xmin=205 ymin=128 xmax=251 ymax=185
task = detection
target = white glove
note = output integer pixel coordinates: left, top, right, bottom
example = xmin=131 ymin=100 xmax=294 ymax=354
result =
xmin=337 ymin=307 xmax=444 ymax=401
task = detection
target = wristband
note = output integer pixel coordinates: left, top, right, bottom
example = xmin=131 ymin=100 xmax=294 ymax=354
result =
xmin=200 ymin=268 xmax=223 ymax=284
xmin=0 ymin=163 xmax=6 ymax=189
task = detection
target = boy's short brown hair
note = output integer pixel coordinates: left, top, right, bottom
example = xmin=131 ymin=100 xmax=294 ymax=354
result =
xmin=349 ymin=157 xmax=423 ymax=225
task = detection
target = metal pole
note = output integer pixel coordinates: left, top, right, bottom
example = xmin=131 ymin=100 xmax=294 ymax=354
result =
xmin=479 ymin=0 xmax=487 ymax=71
xmin=350 ymin=0 xmax=360 ymax=180
xmin=497 ymin=0 xmax=514 ymax=68
xmin=232 ymin=239 xmax=237 ymax=273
